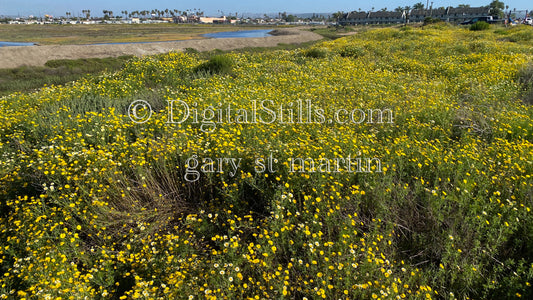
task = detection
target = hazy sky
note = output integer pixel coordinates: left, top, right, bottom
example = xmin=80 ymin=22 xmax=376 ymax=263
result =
xmin=0 ymin=0 xmax=531 ymax=17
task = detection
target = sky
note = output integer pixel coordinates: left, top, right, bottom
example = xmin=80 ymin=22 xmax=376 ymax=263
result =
xmin=0 ymin=0 xmax=531 ymax=18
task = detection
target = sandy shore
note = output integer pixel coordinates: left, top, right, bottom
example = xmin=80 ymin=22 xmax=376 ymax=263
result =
xmin=0 ymin=28 xmax=322 ymax=69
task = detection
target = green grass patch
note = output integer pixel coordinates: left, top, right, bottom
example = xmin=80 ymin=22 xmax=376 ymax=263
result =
xmin=308 ymin=26 xmax=357 ymax=40
xmin=0 ymin=56 xmax=133 ymax=96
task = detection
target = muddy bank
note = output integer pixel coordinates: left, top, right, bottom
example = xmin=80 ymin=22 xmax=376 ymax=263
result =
xmin=0 ymin=28 xmax=322 ymax=69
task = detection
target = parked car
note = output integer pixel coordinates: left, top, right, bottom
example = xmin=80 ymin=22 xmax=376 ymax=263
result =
xmin=523 ymin=18 xmax=532 ymax=25
xmin=460 ymin=16 xmax=497 ymax=25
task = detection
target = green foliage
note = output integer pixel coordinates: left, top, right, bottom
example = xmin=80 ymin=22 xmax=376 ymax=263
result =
xmin=339 ymin=45 xmax=365 ymax=58
xmin=194 ymin=54 xmax=234 ymax=76
xmin=285 ymin=14 xmax=297 ymax=22
xmin=423 ymin=17 xmax=444 ymax=26
xmin=470 ymin=21 xmax=490 ymax=31
xmin=413 ymin=2 xmax=425 ymax=10
xmin=489 ymin=0 xmax=505 ymax=18
xmin=303 ymin=47 xmax=329 ymax=58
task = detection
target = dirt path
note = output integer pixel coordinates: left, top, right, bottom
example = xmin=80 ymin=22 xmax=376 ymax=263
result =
xmin=0 ymin=28 xmax=322 ymax=69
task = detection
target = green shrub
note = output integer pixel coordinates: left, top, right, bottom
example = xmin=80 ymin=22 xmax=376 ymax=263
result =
xmin=423 ymin=17 xmax=442 ymax=25
xmin=194 ymin=55 xmax=234 ymax=76
xmin=339 ymin=45 xmax=365 ymax=58
xmin=470 ymin=21 xmax=490 ymax=31
xmin=183 ymin=47 xmax=199 ymax=54
xmin=303 ymin=47 xmax=329 ymax=58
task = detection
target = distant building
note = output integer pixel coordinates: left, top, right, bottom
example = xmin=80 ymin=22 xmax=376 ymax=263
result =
xmin=366 ymin=11 xmax=405 ymax=25
xmin=444 ymin=6 xmax=492 ymax=23
xmin=340 ymin=6 xmax=493 ymax=25
xmin=199 ymin=16 xmax=228 ymax=24
xmin=173 ymin=16 xmax=187 ymax=23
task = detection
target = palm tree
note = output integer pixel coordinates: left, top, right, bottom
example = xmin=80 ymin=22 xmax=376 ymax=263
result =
xmin=82 ymin=9 xmax=91 ymax=20
xmin=404 ymin=6 xmax=411 ymax=24
xmin=332 ymin=11 xmax=344 ymax=23
xmin=413 ymin=3 xmax=425 ymax=10
xmin=395 ymin=7 xmax=404 ymax=12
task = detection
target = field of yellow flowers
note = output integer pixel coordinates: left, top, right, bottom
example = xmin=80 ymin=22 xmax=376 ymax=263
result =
xmin=1 ymin=25 xmax=532 ymax=299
